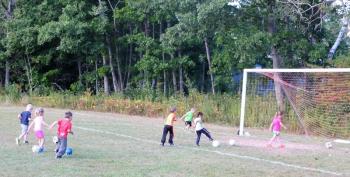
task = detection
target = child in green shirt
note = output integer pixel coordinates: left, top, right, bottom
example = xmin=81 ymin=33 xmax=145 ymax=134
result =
xmin=180 ymin=108 xmax=196 ymax=130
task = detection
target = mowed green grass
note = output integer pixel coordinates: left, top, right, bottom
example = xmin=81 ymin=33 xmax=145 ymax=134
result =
xmin=0 ymin=106 xmax=349 ymax=177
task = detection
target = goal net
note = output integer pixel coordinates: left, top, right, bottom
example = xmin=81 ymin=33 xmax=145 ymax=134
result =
xmin=239 ymin=68 xmax=350 ymax=138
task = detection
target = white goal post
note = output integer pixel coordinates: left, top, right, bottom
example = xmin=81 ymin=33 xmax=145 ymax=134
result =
xmin=239 ymin=68 xmax=350 ymax=137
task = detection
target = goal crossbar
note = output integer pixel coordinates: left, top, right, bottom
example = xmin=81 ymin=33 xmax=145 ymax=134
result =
xmin=244 ymin=68 xmax=350 ymax=73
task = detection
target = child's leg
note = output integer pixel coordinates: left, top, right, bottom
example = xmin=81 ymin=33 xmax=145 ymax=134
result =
xmin=55 ymin=138 xmax=61 ymax=153
xmin=187 ymin=122 xmax=192 ymax=131
xmin=39 ymin=138 xmax=45 ymax=148
xmin=196 ymin=130 xmax=202 ymax=145
xmin=161 ymin=126 xmax=169 ymax=145
xmin=57 ymin=137 xmax=67 ymax=158
xmin=268 ymin=134 xmax=277 ymax=145
xmin=18 ymin=124 xmax=28 ymax=140
xmin=168 ymin=126 xmax=174 ymax=145
xmin=23 ymin=133 xmax=28 ymax=142
xmin=184 ymin=121 xmax=190 ymax=130
xmin=202 ymin=128 xmax=213 ymax=141
xmin=23 ymin=125 xmax=28 ymax=142
xmin=276 ymin=136 xmax=284 ymax=147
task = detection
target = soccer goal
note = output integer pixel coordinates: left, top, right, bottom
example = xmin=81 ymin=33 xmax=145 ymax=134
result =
xmin=239 ymin=68 xmax=350 ymax=138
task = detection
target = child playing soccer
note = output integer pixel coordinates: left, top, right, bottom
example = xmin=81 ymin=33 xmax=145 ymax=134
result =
xmin=16 ymin=104 xmax=33 ymax=145
xmin=27 ymin=108 xmax=49 ymax=152
xmin=50 ymin=111 xmax=73 ymax=159
xmin=194 ymin=112 xmax=214 ymax=146
xmin=160 ymin=107 xmax=177 ymax=146
xmin=180 ymin=108 xmax=196 ymax=130
xmin=267 ymin=111 xmax=287 ymax=148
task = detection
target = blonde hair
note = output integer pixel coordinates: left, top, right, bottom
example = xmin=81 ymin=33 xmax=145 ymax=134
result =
xmin=35 ymin=107 xmax=44 ymax=116
xmin=25 ymin=104 xmax=33 ymax=111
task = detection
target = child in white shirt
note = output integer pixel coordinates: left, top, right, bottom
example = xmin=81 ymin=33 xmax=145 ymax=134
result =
xmin=194 ymin=112 xmax=214 ymax=146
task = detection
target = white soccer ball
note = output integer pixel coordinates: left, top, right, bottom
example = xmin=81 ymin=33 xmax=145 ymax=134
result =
xmin=32 ymin=145 xmax=40 ymax=153
xmin=229 ymin=139 xmax=236 ymax=146
xmin=212 ymin=140 xmax=220 ymax=147
xmin=52 ymin=136 xmax=58 ymax=144
xmin=325 ymin=142 xmax=333 ymax=149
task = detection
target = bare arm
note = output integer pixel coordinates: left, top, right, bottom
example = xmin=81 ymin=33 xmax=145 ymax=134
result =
xmin=27 ymin=121 xmax=34 ymax=134
xmin=42 ymin=121 xmax=50 ymax=129
xmin=68 ymin=124 xmax=73 ymax=135
xmin=194 ymin=119 xmax=199 ymax=126
xmin=280 ymin=122 xmax=287 ymax=130
xmin=49 ymin=121 xmax=58 ymax=130
xmin=18 ymin=114 xmax=21 ymax=119
xmin=180 ymin=112 xmax=189 ymax=120
xmin=269 ymin=122 xmax=273 ymax=131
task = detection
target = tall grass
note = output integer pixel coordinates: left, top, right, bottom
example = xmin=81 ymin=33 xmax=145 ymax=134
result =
xmin=0 ymin=84 xmax=22 ymax=103
xmin=25 ymin=91 xmax=242 ymax=125
xmin=0 ymin=88 xmax=301 ymax=133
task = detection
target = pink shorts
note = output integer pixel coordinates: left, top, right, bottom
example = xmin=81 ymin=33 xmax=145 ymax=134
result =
xmin=35 ymin=130 xmax=44 ymax=139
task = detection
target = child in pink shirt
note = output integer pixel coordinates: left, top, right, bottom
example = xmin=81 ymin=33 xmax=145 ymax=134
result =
xmin=27 ymin=108 xmax=49 ymax=152
xmin=267 ymin=111 xmax=287 ymax=148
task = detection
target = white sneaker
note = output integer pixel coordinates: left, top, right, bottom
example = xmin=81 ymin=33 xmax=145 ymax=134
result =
xmin=15 ymin=138 xmax=20 ymax=145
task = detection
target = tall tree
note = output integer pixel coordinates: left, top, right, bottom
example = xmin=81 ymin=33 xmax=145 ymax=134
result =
xmin=1 ymin=0 xmax=16 ymax=87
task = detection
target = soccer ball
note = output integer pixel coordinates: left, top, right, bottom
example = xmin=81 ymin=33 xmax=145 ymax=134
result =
xmin=52 ymin=136 xmax=58 ymax=144
xmin=244 ymin=131 xmax=251 ymax=137
xmin=66 ymin=147 xmax=73 ymax=155
xmin=212 ymin=140 xmax=220 ymax=147
xmin=325 ymin=142 xmax=333 ymax=149
xmin=229 ymin=139 xmax=236 ymax=146
xmin=32 ymin=145 xmax=40 ymax=153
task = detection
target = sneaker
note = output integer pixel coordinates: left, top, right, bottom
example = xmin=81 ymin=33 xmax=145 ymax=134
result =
xmin=160 ymin=143 xmax=164 ymax=147
xmin=15 ymin=138 xmax=20 ymax=145
xmin=196 ymin=144 xmax=200 ymax=146
xmin=38 ymin=147 xmax=44 ymax=153
xmin=56 ymin=155 xmax=62 ymax=159
xmin=169 ymin=143 xmax=174 ymax=146
xmin=279 ymin=144 xmax=285 ymax=149
xmin=24 ymin=141 xmax=29 ymax=144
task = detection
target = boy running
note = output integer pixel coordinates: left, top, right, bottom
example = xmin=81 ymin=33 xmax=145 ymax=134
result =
xmin=160 ymin=107 xmax=177 ymax=146
xmin=194 ymin=112 xmax=214 ymax=146
xmin=50 ymin=111 xmax=74 ymax=159
xmin=180 ymin=108 xmax=195 ymax=130
xmin=16 ymin=104 xmax=33 ymax=145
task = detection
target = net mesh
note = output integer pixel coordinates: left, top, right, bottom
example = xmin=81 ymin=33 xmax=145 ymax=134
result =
xmin=244 ymin=71 xmax=350 ymax=138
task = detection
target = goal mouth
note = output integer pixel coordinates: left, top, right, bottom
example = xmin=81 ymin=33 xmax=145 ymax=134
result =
xmin=239 ymin=68 xmax=350 ymax=139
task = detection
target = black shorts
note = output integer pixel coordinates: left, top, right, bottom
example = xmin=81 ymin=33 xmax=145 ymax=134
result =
xmin=185 ymin=121 xmax=192 ymax=127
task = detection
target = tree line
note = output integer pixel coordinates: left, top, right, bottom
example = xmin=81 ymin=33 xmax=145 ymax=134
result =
xmin=0 ymin=0 xmax=349 ymax=96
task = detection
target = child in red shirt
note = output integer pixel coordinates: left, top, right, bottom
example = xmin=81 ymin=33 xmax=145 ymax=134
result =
xmin=50 ymin=111 xmax=73 ymax=159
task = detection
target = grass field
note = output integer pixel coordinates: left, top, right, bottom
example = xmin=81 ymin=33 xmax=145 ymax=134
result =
xmin=1 ymin=106 xmax=349 ymax=177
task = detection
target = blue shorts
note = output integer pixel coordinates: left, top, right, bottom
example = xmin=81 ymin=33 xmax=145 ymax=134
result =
xmin=21 ymin=124 xmax=28 ymax=134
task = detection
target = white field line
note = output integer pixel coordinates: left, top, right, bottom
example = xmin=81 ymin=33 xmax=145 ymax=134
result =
xmin=73 ymin=112 xmax=253 ymax=139
xmin=75 ymin=126 xmax=343 ymax=176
